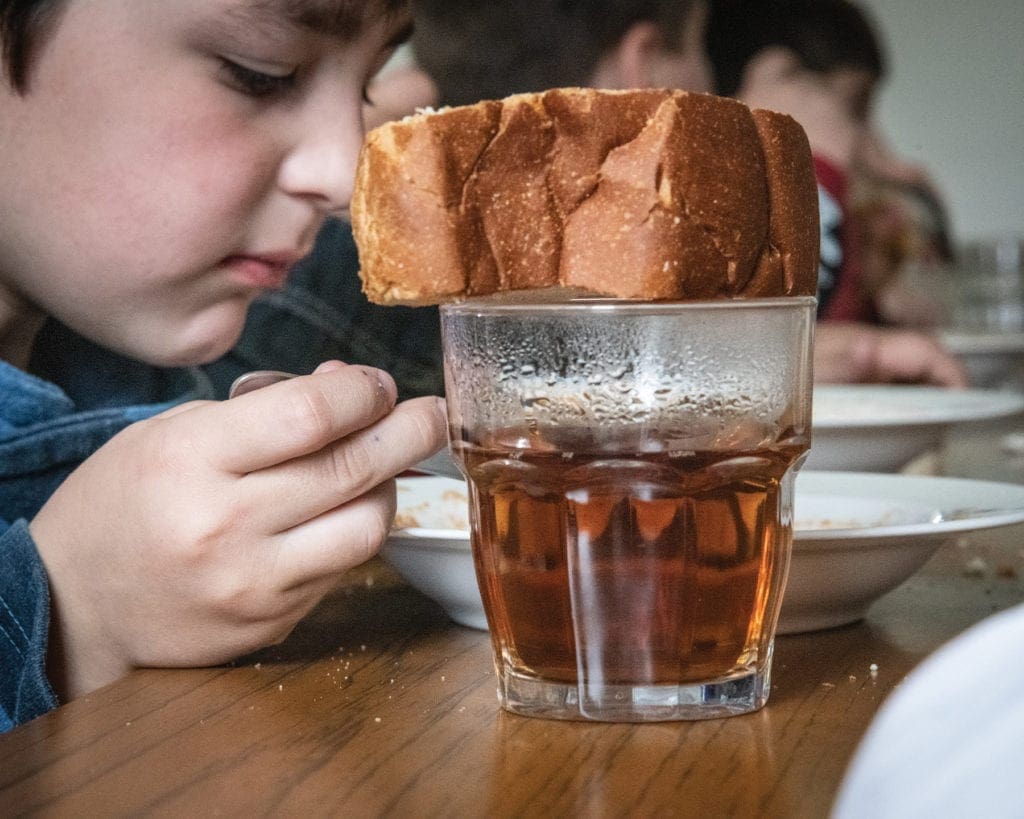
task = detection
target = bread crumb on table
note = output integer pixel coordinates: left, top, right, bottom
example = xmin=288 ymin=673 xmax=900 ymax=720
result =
xmin=964 ymin=556 xmax=989 ymax=577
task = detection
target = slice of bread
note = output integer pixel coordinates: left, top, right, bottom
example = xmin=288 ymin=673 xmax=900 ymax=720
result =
xmin=351 ymin=88 xmax=818 ymax=305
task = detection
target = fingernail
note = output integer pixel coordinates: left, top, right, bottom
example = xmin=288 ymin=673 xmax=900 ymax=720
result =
xmin=313 ymin=360 xmax=347 ymax=374
xmin=361 ymin=368 xmax=397 ymax=407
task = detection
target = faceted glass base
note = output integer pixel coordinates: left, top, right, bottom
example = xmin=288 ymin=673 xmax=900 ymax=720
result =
xmin=497 ymin=663 xmax=771 ymax=722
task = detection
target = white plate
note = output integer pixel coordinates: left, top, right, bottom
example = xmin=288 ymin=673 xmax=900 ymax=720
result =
xmin=940 ymin=330 xmax=1024 ymax=355
xmin=794 ymin=470 xmax=1024 ymax=538
xmin=384 ymin=473 xmax=1024 ymax=635
xmin=782 ymin=471 xmax=1024 ymax=633
xmin=807 ymin=384 xmax=1024 ymax=471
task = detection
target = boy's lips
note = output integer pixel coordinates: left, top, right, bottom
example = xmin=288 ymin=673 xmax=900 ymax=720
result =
xmin=222 ymin=252 xmax=301 ymax=290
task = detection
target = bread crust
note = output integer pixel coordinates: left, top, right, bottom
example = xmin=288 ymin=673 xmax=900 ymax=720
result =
xmin=351 ymin=88 xmax=819 ymax=305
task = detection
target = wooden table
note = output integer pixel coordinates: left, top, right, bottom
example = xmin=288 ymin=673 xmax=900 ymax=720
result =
xmin=3 ymin=417 xmax=1023 ymax=818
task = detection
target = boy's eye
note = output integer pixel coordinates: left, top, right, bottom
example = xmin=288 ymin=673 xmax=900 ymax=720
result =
xmin=220 ymin=59 xmax=297 ymax=98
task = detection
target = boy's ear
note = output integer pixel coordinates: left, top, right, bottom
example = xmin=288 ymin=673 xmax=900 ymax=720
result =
xmin=589 ymin=20 xmax=665 ymax=90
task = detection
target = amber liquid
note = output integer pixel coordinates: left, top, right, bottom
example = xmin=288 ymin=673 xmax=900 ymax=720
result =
xmin=460 ymin=436 xmax=804 ymax=687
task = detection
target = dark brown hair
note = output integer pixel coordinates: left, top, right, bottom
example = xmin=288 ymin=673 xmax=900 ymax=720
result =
xmin=1 ymin=0 xmax=65 ymax=91
xmin=2 ymin=0 xmax=410 ymax=92
xmin=706 ymin=0 xmax=886 ymax=97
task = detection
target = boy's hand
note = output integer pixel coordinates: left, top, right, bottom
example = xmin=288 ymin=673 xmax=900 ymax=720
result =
xmin=30 ymin=363 xmax=448 ymax=700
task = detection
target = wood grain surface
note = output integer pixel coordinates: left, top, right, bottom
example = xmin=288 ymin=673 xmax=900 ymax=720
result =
xmin=2 ymin=417 xmax=1022 ymax=818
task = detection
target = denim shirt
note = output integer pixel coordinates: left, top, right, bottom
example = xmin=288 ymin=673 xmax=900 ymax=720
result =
xmin=0 ymin=322 xmax=212 ymax=731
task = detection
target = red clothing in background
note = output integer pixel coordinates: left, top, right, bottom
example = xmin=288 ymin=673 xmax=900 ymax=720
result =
xmin=814 ymin=155 xmax=878 ymax=323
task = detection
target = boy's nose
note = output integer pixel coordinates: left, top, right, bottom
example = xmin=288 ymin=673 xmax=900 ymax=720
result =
xmin=278 ymin=113 xmax=363 ymax=214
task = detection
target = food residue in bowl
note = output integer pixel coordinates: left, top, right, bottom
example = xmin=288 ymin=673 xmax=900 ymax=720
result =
xmin=795 ymin=509 xmax=907 ymax=531
xmin=396 ymin=482 xmax=922 ymax=535
xmin=393 ymin=484 xmax=470 ymax=530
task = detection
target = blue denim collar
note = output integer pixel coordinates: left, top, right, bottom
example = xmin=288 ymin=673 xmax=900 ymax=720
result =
xmin=1 ymin=328 xmax=213 ymax=522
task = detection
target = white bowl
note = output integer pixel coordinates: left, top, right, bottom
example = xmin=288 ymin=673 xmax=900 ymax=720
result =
xmin=939 ymin=330 xmax=1024 ymax=389
xmin=382 ymin=531 xmax=487 ymax=630
xmin=384 ymin=473 xmax=1024 ymax=636
xmin=384 ymin=479 xmax=482 ymax=628
xmin=807 ymin=385 xmax=1024 ymax=472
xmin=780 ymin=471 xmax=1024 ymax=633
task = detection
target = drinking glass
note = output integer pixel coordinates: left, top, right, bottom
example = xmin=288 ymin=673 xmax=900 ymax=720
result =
xmin=950 ymin=236 xmax=1024 ymax=333
xmin=440 ymin=295 xmax=815 ymax=721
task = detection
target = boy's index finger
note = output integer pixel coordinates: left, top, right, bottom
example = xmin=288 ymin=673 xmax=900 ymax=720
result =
xmin=192 ymin=366 xmax=399 ymax=474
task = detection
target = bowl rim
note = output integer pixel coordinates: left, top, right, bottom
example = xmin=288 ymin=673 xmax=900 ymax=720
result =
xmin=811 ymin=384 xmax=1024 ymax=429
xmin=390 ymin=472 xmax=1024 ymax=549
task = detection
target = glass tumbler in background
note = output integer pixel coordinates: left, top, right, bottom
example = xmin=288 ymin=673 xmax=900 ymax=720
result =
xmin=440 ymin=296 xmax=816 ymax=722
xmin=951 ymin=236 xmax=1024 ymax=333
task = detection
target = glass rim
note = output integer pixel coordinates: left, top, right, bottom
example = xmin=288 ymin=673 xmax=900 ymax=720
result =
xmin=440 ymin=295 xmax=817 ymax=316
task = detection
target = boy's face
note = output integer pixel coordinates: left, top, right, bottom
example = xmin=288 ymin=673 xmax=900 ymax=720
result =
xmin=0 ymin=0 xmax=409 ymax=366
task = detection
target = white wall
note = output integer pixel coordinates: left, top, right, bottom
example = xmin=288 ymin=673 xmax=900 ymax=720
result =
xmin=859 ymin=0 xmax=1024 ymax=243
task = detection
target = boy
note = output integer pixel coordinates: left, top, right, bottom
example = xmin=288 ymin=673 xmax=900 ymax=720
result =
xmin=0 ymin=0 xmax=448 ymax=731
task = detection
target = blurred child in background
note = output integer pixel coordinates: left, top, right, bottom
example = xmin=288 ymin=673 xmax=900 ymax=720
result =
xmin=706 ymin=0 xmax=958 ymax=332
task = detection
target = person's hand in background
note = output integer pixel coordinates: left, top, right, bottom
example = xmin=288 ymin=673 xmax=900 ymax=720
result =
xmin=815 ymin=323 xmax=968 ymax=387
